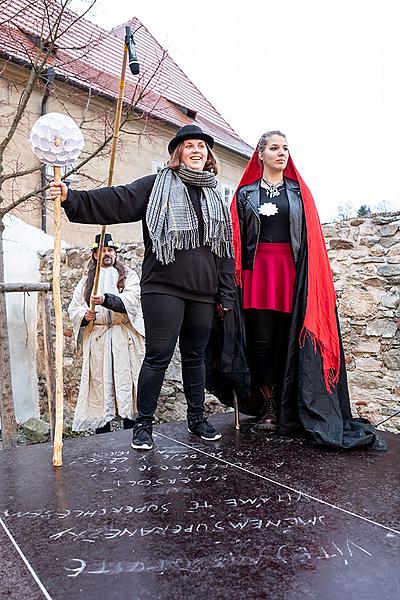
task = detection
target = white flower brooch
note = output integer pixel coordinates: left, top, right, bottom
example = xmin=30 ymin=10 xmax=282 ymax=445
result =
xmin=259 ymin=202 xmax=279 ymax=217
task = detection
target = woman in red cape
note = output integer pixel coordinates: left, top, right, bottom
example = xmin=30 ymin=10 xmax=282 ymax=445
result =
xmin=207 ymin=130 xmax=385 ymax=450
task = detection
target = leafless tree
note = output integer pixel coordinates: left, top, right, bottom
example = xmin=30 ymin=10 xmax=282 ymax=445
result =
xmin=373 ymin=199 xmax=394 ymax=214
xmin=334 ymin=202 xmax=355 ymax=222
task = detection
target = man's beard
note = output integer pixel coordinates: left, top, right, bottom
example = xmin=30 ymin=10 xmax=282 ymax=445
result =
xmin=102 ymin=256 xmax=115 ymax=267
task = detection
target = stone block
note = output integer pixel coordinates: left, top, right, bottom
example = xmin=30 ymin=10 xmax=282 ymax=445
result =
xmin=165 ymin=360 xmax=182 ymax=382
xmin=352 ymin=339 xmax=381 ymax=354
xmin=378 ymin=223 xmax=400 ymax=237
xmin=161 ymin=384 xmax=176 ymax=397
xmin=359 ymin=237 xmax=380 ymax=248
xmin=387 ymin=245 xmax=400 ymax=257
xmin=66 ymin=249 xmax=86 ymax=268
xmin=339 ymin=289 xmax=377 ymax=318
xmin=358 ymin=256 xmax=385 ymax=263
xmin=377 ymin=264 xmax=400 ymax=277
xmin=348 ymin=370 xmax=390 ymax=390
xmin=322 ymin=225 xmax=337 ymax=237
xmin=381 ymin=291 xmax=399 ymax=309
xmin=363 ymin=277 xmax=385 ymax=287
xmin=365 ymin=319 xmax=397 ymax=338
xmin=329 ymin=238 xmax=355 ymax=250
xmin=373 ymin=214 xmax=399 ymax=225
xmin=350 ymin=251 xmax=368 ymax=259
xmin=22 ymin=417 xmax=50 ymax=442
xmin=382 ymin=350 xmax=400 ymax=370
xmin=358 ymin=223 xmax=376 ymax=236
xmin=380 ymin=236 xmax=400 ymax=248
xmin=355 ymin=357 xmax=382 ymax=372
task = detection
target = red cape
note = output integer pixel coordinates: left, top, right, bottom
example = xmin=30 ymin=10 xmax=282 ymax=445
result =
xmin=230 ymin=151 xmax=340 ymax=393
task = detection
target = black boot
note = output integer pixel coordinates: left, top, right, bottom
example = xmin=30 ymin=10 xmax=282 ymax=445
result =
xmin=253 ymin=385 xmax=277 ymax=432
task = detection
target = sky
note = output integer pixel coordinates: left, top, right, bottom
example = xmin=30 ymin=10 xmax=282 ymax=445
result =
xmin=76 ymin=0 xmax=400 ymax=222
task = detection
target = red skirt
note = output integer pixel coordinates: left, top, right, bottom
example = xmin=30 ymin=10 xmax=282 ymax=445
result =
xmin=242 ymin=242 xmax=296 ymax=313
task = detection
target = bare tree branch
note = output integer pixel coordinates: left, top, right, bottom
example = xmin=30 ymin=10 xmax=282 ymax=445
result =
xmin=0 ymin=0 xmax=38 ymax=27
xmin=0 ymin=165 xmax=41 ymax=185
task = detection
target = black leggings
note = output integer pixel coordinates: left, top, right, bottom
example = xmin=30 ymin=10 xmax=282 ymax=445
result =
xmin=137 ymin=294 xmax=215 ymax=423
xmin=245 ymin=309 xmax=291 ymax=388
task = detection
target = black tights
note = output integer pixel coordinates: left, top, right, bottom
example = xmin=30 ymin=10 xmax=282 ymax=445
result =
xmin=245 ymin=309 xmax=291 ymax=389
xmin=137 ymin=294 xmax=215 ymax=424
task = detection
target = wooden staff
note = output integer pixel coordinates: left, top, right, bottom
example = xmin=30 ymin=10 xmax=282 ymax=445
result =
xmin=233 ymin=390 xmax=240 ymax=430
xmin=88 ymin=28 xmax=134 ymax=331
xmin=52 ymin=165 xmax=63 ymax=466
xmin=41 ymin=293 xmax=56 ymax=441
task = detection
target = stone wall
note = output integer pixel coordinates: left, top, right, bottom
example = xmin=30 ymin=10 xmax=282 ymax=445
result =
xmin=37 ymin=211 xmax=400 ymax=432
xmin=323 ymin=212 xmax=400 ymax=432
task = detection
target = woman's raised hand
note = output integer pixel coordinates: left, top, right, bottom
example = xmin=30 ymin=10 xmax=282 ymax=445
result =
xmin=49 ymin=181 xmax=68 ymax=202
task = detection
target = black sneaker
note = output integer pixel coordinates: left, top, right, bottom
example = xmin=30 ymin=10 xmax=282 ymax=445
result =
xmin=188 ymin=419 xmax=222 ymax=441
xmin=130 ymin=421 xmax=154 ymax=450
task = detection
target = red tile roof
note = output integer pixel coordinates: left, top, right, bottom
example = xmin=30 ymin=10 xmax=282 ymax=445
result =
xmin=1 ymin=1 xmax=252 ymax=157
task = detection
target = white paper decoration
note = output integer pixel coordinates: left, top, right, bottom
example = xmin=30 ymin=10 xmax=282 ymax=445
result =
xmin=29 ymin=112 xmax=84 ymax=166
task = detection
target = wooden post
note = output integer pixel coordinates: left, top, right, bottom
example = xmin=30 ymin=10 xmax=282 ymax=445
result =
xmin=0 ymin=283 xmax=51 ymax=292
xmin=41 ymin=293 xmax=56 ymax=441
xmin=52 ymin=165 xmax=63 ymax=466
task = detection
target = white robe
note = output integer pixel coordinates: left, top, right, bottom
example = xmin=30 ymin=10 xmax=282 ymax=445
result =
xmin=68 ymin=267 xmax=145 ymax=431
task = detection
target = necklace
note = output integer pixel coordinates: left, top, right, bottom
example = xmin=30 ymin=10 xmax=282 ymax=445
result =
xmin=261 ymin=178 xmax=284 ymax=199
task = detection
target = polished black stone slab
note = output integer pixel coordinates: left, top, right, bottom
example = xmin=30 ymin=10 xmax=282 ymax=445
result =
xmin=0 ymin=414 xmax=399 ymax=600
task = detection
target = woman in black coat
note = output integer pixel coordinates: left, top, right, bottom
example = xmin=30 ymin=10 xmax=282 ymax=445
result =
xmin=225 ymin=130 xmax=385 ymax=450
xmin=50 ymin=125 xmax=235 ymax=451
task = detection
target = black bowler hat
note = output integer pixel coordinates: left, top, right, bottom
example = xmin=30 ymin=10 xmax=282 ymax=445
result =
xmin=92 ymin=233 xmax=120 ymax=250
xmin=168 ymin=124 xmax=214 ymax=154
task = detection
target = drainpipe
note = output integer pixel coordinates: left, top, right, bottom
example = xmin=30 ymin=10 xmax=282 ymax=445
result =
xmin=40 ymin=67 xmax=56 ymax=232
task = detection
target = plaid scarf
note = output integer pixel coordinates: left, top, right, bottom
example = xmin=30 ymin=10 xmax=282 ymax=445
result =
xmin=146 ymin=165 xmax=234 ymax=264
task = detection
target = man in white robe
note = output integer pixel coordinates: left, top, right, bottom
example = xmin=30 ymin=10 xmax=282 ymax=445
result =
xmin=68 ymin=234 xmax=145 ymax=432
